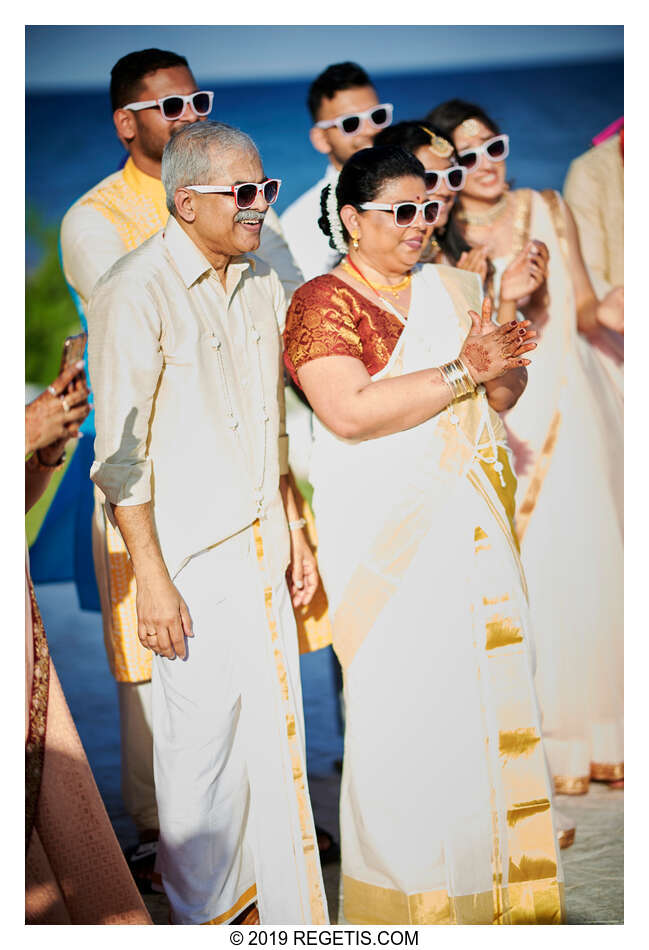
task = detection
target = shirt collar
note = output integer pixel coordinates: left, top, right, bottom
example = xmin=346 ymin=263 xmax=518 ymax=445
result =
xmin=163 ymin=215 xmax=252 ymax=290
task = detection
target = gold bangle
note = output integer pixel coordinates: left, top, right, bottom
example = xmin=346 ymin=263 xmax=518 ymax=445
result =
xmin=439 ymin=359 xmax=476 ymax=401
xmin=456 ymin=358 xmax=477 ymax=393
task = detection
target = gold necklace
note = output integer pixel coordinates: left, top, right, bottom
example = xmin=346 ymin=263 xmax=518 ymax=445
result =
xmin=341 ymin=259 xmax=411 ymax=296
xmin=456 ymin=193 xmax=510 ymax=228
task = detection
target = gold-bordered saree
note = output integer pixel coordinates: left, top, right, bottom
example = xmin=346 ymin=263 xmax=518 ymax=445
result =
xmin=308 ymin=264 xmax=564 ymax=924
xmin=491 ymin=190 xmax=623 ymax=792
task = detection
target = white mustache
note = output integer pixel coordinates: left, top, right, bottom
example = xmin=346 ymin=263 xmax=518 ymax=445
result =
xmin=234 ymin=209 xmax=266 ymax=223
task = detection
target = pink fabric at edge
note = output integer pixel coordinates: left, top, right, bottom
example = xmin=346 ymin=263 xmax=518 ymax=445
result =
xmin=592 ymin=117 xmax=624 ymax=146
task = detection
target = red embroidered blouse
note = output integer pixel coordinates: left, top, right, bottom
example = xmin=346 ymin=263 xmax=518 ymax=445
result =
xmin=283 ymin=275 xmax=404 ymax=387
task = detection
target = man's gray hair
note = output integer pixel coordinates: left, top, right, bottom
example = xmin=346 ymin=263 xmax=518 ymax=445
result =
xmin=161 ymin=121 xmax=259 ymax=214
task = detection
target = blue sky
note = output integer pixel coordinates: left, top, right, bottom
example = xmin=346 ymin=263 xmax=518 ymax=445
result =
xmin=26 ymin=25 xmax=623 ymax=91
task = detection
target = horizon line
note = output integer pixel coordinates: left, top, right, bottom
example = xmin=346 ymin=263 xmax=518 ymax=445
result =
xmin=26 ymin=51 xmax=623 ymax=95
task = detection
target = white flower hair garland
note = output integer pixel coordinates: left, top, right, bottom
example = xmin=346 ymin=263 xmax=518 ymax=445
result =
xmin=326 ymin=184 xmax=348 ymax=255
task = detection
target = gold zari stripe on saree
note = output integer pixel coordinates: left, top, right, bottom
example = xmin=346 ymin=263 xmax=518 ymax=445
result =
xmin=202 ymin=884 xmax=257 ymax=925
xmin=499 ymin=728 xmax=541 ymax=759
xmin=343 ymin=875 xmax=563 ymax=925
xmin=541 ymin=189 xmax=571 ymax=270
xmin=511 ymin=190 xmax=534 ymax=257
xmin=515 ymin=410 xmax=562 ymax=543
xmin=485 ymin=615 xmax=523 ymax=650
xmin=483 ymin=593 xmax=510 ymax=605
xmin=507 ymin=798 xmax=551 ymax=826
xmin=253 ymin=522 xmax=327 ymax=924
xmin=467 ymin=469 xmax=528 ymax=600
xmin=590 ymin=761 xmax=624 ymax=781
xmin=554 ymin=774 xmax=590 ymax=795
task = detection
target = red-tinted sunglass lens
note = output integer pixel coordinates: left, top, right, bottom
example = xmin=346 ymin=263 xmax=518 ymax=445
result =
xmin=370 ymin=107 xmax=389 ymax=128
xmin=263 ymin=180 xmax=279 ymax=204
xmin=486 ymin=138 xmax=506 ymax=160
xmin=235 ymin=185 xmax=258 ymax=208
xmin=458 ymin=151 xmax=478 ymax=170
xmin=340 ymin=115 xmax=361 ymax=135
xmin=395 ymin=204 xmax=417 ymax=226
xmin=161 ymin=97 xmax=185 ymax=119
xmin=447 ymin=168 xmax=465 ymax=189
xmin=425 ymin=172 xmax=440 ymax=193
xmin=192 ymin=93 xmax=212 ymax=115
xmin=423 ymin=203 xmax=440 ymax=224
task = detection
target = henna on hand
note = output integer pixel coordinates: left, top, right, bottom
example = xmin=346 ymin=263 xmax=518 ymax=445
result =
xmin=463 ymin=341 xmax=492 ymax=377
xmin=460 ymin=319 xmax=537 ymax=383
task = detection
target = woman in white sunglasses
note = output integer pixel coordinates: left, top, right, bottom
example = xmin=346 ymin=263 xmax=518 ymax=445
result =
xmin=374 ymin=119 xmax=499 ymax=283
xmin=283 ymin=145 xmax=565 ymax=925
xmin=373 ymin=121 xmax=467 ymax=264
xmin=428 ymin=99 xmax=624 ymax=797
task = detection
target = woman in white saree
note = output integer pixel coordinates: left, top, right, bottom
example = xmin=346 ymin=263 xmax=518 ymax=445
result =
xmin=284 ymin=147 xmax=564 ymax=924
xmin=427 ymin=100 xmax=624 ymax=794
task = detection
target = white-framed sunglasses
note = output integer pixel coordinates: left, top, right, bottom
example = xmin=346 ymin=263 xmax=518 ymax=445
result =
xmin=424 ymin=165 xmax=466 ymax=194
xmin=315 ymin=103 xmax=393 ymax=136
xmin=457 ymin=134 xmax=509 ymax=172
xmin=123 ymin=90 xmax=214 ymax=121
xmin=359 ymin=200 xmax=441 ymax=227
xmin=185 ymin=179 xmax=282 ymax=209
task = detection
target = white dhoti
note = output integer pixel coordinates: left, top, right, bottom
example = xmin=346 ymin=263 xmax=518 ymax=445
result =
xmin=152 ymin=522 xmax=328 ymax=925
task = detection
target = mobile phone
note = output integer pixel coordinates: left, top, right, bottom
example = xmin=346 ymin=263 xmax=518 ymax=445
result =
xmin=59 ymin=332 xmax=87 ymax=372
xmin=59 ymin=332 xmax=88 ymax=392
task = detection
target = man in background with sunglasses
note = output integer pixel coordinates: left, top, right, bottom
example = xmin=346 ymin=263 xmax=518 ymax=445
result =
xmin=87 ymin=120 xmax=328 ymax=925
xmin=281 ymin=61 xmax=393 ymax=281
xmin=58 ymin=47 xmax=304 ymax=889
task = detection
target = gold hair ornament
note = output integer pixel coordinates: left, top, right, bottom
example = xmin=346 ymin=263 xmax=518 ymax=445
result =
xmin=419 ymin=126 xmax=453 ymax=158
xmin=460 ymin=117 xmax=480 ymax=136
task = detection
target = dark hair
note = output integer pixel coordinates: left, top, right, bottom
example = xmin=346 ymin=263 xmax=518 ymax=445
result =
xmin=307 ymin=61 xmax=374 ymax=121
xmin=425 ymin=101 xmax=502 ymax=266
xmin=374 ymin=120 xmax=453 ymax=157
xmin=373 ymin=120 xmax=469 ymax=263
xmin=425 ymin=99 xmax=501 ymax=142
xmin=110 ymin=48 xmax=190 ymax=111
xmin=318 ymin=145 xmax=426 ymax=248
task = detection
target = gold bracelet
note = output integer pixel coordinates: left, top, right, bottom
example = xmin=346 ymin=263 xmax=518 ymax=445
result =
xmin=439 ymin=359 xmax=476 ymax=401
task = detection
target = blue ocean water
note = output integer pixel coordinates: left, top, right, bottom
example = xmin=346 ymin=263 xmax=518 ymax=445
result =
xmin=26 ymin=56 xmax=623 ymax=256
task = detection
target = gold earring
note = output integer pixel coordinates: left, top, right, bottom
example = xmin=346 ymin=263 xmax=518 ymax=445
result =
xmin=352 ymin=231 xmax=359 ymax=250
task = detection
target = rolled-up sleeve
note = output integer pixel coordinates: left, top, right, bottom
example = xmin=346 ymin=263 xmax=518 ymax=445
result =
xmin=88 ymin=272 xmax=163 ymax=509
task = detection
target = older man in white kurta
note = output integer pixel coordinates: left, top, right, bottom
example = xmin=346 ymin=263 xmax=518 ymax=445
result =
xmin=88 ymin=121 xmax=327 ymax=925
xmin=59 ymin=51 xmax=304 ymax=851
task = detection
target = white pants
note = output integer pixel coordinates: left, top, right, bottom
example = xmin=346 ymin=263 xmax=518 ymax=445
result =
xmin=152 ymin=524 xmax=327 ymax=925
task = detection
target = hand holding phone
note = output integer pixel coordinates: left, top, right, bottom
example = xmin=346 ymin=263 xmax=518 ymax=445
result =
xmin=59 ymin=332 xmax=88 ymax=393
